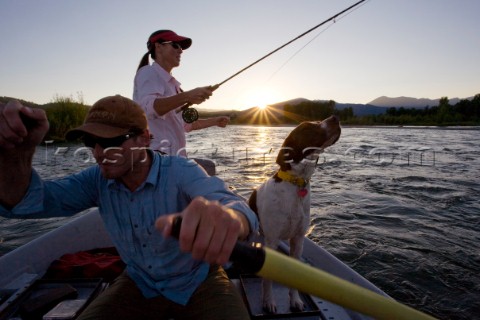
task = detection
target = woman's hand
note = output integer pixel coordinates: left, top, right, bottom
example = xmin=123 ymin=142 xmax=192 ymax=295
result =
xmin=215 ymin=116 xmax=230 ymax=128
xmin=186 ymin=86 xmax=213 ymax=105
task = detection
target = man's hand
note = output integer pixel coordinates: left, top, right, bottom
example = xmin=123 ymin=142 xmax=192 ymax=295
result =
xmin=155 ymin=197 xmax=250 ymax=265
xmin=0 ymin=100 xmax=49 ymax=150
xmin=0 ymin=100 xmax=49 ymax=209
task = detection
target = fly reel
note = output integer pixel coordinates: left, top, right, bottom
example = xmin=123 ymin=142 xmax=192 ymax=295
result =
xmin=182 ymin=107 xmax=199 ymax=123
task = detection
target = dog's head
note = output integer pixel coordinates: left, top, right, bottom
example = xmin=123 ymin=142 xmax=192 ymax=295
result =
xmin=276 ymin=115 xmax=341 ymax=171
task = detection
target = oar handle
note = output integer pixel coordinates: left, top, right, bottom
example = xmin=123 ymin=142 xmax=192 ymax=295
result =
xmin=171 ymin=216 xmax=264 ymax=273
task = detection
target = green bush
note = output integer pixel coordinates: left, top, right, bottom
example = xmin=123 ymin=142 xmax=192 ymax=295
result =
xmin=44 ymin=95 xmax=90 ymax=141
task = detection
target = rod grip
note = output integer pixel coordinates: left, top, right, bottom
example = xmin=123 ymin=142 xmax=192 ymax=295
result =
xmin=175 ymin=84 xmax=220 ymax=113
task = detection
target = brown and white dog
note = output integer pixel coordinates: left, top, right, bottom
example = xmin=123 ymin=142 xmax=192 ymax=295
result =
xmin=248 ymin=115 xmax=341 ymax=313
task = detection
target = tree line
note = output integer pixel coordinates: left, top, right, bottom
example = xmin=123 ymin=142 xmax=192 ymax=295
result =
xmin=343 ymin=95 xmax=480 ymax=126
xmin=228 ymin=94 xmax=480 ymax=126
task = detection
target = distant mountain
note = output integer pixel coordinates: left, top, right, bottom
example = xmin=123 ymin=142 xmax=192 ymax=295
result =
xmin=268 ymin=97 xmax=309 ymax=109
xmin=334 ymin=102 xmax=387 ymax=116
xmin=228 ymin=95 xmax=475 ymax=118
xmin=263 ymin=98 xmax=388 ymax=116
xmin=226 ymin=98 xmax=390 ymax=124
xmin=368 ymin=96 xmax=472 ymax=109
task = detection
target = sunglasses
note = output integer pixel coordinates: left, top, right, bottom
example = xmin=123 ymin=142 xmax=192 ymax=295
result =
xmin=160 ymin=41 xmax=183 ymax=50
xmin=83 ymin=133 xmax=137 ymax=149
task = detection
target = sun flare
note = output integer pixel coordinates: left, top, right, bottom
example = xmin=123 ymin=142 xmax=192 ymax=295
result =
xmin=242 ymin=87 xmax=279 ymax=111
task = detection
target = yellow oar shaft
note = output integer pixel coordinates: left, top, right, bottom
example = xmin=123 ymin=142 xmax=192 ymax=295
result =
xmin=258 ymin=248 xmax=436 ymax=320
xmin=170 ymin=217 xmax=436 ymax=319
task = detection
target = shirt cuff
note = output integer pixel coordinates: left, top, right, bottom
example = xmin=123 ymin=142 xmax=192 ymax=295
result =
xmin=0 ymin=170 xmax=45 ymax=216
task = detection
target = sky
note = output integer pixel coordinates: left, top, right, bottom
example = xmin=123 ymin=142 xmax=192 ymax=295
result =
xmin=1 ymin=0 xmax=479 ymax=111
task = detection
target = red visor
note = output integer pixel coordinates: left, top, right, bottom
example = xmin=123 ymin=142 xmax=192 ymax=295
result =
xmin=148 ymin=30 xmax=192 ymax=50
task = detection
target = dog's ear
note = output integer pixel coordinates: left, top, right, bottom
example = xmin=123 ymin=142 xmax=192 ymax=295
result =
xmin=276 ymin=146 xmax=293 ymax=171
xmin=276 ymin=124 xmax=307 ymax=170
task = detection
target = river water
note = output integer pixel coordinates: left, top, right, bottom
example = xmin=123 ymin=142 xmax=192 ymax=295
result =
xmin=1 ymin=125 xmax=479 ymax=320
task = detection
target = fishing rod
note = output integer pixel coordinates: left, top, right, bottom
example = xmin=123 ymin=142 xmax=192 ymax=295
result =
xmin=171 ymin=216 xmax=437 ymax=320
xmin=179 ymin=0 xmax=367 ymax=123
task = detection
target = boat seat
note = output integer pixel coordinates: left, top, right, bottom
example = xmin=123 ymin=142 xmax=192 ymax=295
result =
xmin=193 ymin=158 xmax=216 ymax=175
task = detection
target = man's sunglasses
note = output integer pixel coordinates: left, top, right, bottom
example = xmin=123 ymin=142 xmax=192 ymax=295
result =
xmin=83 ymin=133 xmax=137 ymax=149
xmin=160 ymin=41 xmax=182 ymax=50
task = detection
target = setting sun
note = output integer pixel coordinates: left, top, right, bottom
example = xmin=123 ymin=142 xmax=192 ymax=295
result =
xmin=242 ymin=87 xmax=280 ymax=110
xmin=236 ymin=86 xmax=288 ymax=125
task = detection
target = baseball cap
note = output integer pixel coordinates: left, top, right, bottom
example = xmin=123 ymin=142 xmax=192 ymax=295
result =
xmin=147 ymin=30 xmax=192 ymax=50
xmin=65 ymin=95 xmax=148 ymax=140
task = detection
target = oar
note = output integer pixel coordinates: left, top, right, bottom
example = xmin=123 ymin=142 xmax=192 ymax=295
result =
xmin=171 ymin=217 xmax=437 ymax=320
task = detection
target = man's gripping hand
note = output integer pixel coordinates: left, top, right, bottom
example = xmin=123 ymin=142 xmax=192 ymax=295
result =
xmin=155 ymin=197 xmax=250 ymax=266
xmin=0 ymin=100 xmax=49 ymax=150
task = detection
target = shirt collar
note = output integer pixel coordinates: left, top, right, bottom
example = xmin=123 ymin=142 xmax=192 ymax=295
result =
xmin=152 ymin=62 xmax=181 ymax=88
xmin=145 ymin=150 xmax=160 ymax=187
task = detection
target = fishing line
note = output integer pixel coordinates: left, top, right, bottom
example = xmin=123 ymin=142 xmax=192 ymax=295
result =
xmin=266 ymin=0 xmax=370 ymax=83
xmin=228 ymin=24 xmax=336 ymax=110
xmin=179 ymin=0 xmax=368 ymax=123
xmin=265 ymin=24 xmax=336 ymax=83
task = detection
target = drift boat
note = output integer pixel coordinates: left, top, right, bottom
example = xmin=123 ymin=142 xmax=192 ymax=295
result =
xmin=0 ymin=208 xmax=391 ymax=320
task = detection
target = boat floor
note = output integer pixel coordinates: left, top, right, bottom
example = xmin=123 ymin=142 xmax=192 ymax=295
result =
xmin=0 ymin=258 xmax=356 ymax=320
xmin=228 ymin=270 xmax=356 ymax=320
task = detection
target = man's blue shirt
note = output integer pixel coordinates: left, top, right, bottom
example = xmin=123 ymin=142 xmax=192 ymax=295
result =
xmin=0 ymin=152 xmax=259 ymax=305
